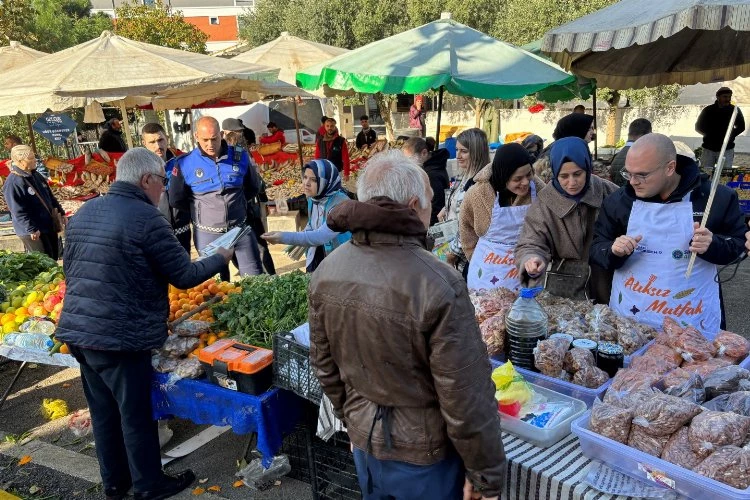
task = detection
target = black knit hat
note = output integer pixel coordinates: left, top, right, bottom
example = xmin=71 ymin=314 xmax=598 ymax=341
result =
xmin=716 ymin=87 xmax=733 ymax=97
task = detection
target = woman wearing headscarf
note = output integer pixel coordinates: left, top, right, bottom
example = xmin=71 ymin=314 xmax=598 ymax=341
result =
xmin=521 ymin=134 xmax=544 ymax=162
xmin=3 ymin=145 xmax=66 ymax=260
xmin=515 ymin=137 xmax=618 ymax=303
xmin=460 ymin=143 xmax=546 ymax=291
xmin=437 ymin=128 xmax=490 ymax=277
xmin=262 ymin=159 xmax=351 ymax=272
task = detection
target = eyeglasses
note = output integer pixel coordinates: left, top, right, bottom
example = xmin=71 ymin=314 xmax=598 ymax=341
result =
xmin=621 ymin=160 xmax=672 ymax=183
xmin=150 ymin=173 xmax=168 ymax=186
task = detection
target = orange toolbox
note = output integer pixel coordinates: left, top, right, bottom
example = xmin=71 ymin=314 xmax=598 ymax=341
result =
xmin=198 ymin=339 xmax=274 ymax=395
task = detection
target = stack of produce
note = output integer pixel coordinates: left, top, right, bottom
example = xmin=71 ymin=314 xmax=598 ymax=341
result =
xmin=167 ymin=278 xmax=240 ymax=324
xmin=588 ymin=317 xmax=750 ymax=489
xmin=212 ymin=271 xmax=310 ymax=349
xmin=261 ymin=160 xmax=303 ymax=201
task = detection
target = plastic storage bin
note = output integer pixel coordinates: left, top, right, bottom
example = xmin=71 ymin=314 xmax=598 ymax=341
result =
xmin=627 ymin=329 xmax=750 ymax=369
xmin=572 ymin=411 xmax=750 ymax=500
xmin=198 ymin=339 xmax=273 ymax=395
xmin=499 ymin=383 xmax=586 ymax=448
xmin=273 ymin=332 xmax=323 ymax=404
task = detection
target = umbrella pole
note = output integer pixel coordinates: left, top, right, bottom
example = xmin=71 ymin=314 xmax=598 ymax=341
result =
xmin=592 ymin=87 xmax=598 ymax=160
xmin=118 ymin=101 xmax=134 ymax=149
xmin=25 ymin=114 xmax=38 ymax=155
xmin=436 ymin=86 xmax=444 ymax=141
xmin=293 ymin=97 xmax=304 ymax=169
xmin=685 ymin=106 xmax=739 ymax=278
xmin=188 ymin=111 xmax=196 ymax=149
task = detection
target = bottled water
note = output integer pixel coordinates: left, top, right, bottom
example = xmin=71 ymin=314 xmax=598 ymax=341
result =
xmin=3 ymin=333 xmax=54 ymax=351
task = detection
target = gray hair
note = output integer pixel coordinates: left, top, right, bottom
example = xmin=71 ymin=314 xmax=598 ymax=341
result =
xmin=115 ymin=147 xmax=165 ymax=184
xmin=357 ymin=150 xmax=429 ymax=209
xmin=456 ymin=128 xmax=490 ymax=178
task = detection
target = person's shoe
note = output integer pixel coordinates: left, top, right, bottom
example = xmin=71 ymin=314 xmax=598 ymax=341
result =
xmin=105 ymin=483 xmax=131 ymax=500
xmin=133 ymin=470 xmax=196 ymax=500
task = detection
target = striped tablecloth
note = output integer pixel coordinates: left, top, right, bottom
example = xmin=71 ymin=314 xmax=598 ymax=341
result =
xmin=502 ymin=432 xmax=634 ymax=500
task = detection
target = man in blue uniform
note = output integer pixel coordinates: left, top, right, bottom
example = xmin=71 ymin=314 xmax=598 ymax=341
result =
xmin=169 ymin=116 xmax=263 ymax=278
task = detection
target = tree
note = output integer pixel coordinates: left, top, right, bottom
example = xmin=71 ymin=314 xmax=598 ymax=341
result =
xmin=29 ymin=0 xmax=113 ymax=53
xmin=237 ymin=0 xmax=290 ymax=48
xmin=0 ymin=0 xmax=36 ymax=46
xmin=114 ymin=0 xmax=208 ymax=53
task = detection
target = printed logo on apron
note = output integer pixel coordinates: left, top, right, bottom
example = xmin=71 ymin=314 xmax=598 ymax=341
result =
xmin=609 ymin=195 xmax=720 ymax=333
xmin=467 ymin=184 xmax=536 ymax=292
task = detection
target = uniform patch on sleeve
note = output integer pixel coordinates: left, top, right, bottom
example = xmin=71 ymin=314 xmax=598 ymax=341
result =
xmin=172 ymin=166 xmax=179 ymax=177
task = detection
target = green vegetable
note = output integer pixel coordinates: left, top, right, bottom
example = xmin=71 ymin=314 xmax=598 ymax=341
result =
xmin=0 ymin=251 xmax=58 ymax=289
xmin=212 ymin=271 xmax=310 ymax=348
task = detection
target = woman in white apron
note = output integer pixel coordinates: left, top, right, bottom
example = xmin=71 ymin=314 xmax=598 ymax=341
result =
xmin=461 ymin=143 xmax=546 ymax=291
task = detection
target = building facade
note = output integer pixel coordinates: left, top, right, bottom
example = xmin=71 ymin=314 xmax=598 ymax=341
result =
xmin=90 ymin=0 xmax=252 ymax=52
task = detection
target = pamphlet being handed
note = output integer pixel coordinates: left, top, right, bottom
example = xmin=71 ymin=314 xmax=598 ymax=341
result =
xmin=427 ymin=219 xmax=458 ymax=246
xmin=199 ymin=226 xmax=250 ymax=258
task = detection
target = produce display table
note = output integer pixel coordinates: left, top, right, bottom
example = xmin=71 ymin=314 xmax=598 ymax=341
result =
xmin=151 ymin=372 xmax=302 ymax=465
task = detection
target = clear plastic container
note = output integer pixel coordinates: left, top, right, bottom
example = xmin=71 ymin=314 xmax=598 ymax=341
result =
xmin=500 ymin=383 xmax=586 ymax=448
xmin=572 ymin=411 xmax=750 ymax=500
xmin=505 ymin=287 xmax=548 ymax=370
xmin=3 ymin=333 xmax=53 ymax=351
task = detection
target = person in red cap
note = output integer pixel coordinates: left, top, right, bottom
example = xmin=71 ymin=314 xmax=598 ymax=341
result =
xmin=695 ymin=86 xmax=745 ymax=170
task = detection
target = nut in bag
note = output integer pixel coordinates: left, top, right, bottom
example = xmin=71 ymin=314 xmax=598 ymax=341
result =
xmin=533 ymin=338 xmax=568 ymax=377
xmin=590 ymin=400 xmax=632 ymax=444
xmin=688 ymin=410 xmax=750 ymax=458
xmin=660 ymin=426 xmax=703 ymax=471
xmin=693 ymin=445 xmax=750 ymax=489
xmin=631 ymin=393 xmax=702 ymax=437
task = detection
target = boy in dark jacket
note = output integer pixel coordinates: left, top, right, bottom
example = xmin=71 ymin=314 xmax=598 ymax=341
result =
xmin=591 ymin=134 xmax=745 ymax=331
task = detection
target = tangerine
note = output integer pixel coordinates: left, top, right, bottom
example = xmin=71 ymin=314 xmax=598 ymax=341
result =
xmin=207 ymin=334 xmax=218 ymax=345
xmin=59 ymin=344 xmax=70 ymax=355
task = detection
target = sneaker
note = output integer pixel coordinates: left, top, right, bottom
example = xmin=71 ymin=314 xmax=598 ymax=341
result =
xmin=133 ymin=470 xmax=196 ymax=500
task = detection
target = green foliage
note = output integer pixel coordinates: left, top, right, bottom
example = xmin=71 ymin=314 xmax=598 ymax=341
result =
xmin=0 ymin=0 xmax=35 ymax=46
xmin=212 ymin=272 xmax=311 ymax=348
xmin=0 ymin=250 xmax=58 ymax=289
xmin=114 ymin=0 xmax=208 ymax=53
xmin=29 ymin=0 xmax=113 ymax=53
xmin=237 ymin=0 xmax=290 ymax=48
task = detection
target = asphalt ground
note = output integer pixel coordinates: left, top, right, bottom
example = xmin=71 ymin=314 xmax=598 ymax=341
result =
xmin=0 ymin=250 xmax=747 ymax=499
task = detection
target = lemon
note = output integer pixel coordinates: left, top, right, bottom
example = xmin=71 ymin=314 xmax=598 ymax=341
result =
xmin=0 ymin=301 xmax=9 ymax=312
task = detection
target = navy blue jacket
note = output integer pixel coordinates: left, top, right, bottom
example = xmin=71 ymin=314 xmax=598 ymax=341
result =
xmin=55 ymin=182 xmax=226 ymax=351
xmin=2 ymin=165 xmax=64 ymax=236
xmin=590 ymin=155 xmax=746 ymax=271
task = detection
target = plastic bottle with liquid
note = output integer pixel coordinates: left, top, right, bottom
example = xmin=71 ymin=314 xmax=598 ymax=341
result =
xmin=3 ymin=333 xmax=54 ymax=351
xmin=505 ymin=287 xmax=548 ymax=370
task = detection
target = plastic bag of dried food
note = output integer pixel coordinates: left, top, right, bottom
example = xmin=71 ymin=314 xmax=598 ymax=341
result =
xmin=689 ymin=410 xmax=750 ymax=457
xmin=662 ymin=317 xmax=685 ymax=340
xmin=590 ymin=400 xmax=632 ymax=444
xmin=701 ymin=393 xmax=731 ymax=412
xmin=703 ymin=365 xmax=750 ymax=400
xmin=172 ymin=320 xmax=212 ymax=337
xmin=681 ymin=356 xmax=733 ymax=379
xmin=604 ymin=386 xmax=660 ymax=409
xmin=172 ymin=357 xmax=205 ymax=380
xmin=554 ymin=318 xmax=587 ymax=339
xmin=472 ymin=289 xmax=515 ymax=323
xmin=693 ymin=446 xmax=750 ymax=489
xmin=585 ymin=304 xmax=618 ymax=342
xmin=533 ymin=338 xmax=569 ymax=377
xmin=479 ymin=314 xmax=506 ymax=356
xmin=632 ymin=393 xmax=702 ymax=436
xmin=614 ymin=317 xmax=647 ymax=354
xmin=152 ymin=355 xmax=179 ymax=374
xmin=630 ymin=355 xmax=677 ymax=376
xmin=661 ymin=367 xmax=692 ymax=390
xmin=723 ymin=391 xmax=750 ymax=417
xmin=713 ymin=330 xmax=750 ymax=360
xmin=609 ymin=368 xmax=659 ymax=393
xmin=672 ymin=326 xmax=716 ymax=363
xmin=159 ymin=334 xmax=200 ymax=358
xmin=628 ymin=425 xmax=671 ymax=457
xmin=642 ymin=343 xmax=683 ymax=368
xmin=573 ymin=365 xmax=610 ymax=388
xmin=663 ymin=372 xmax=706 ymax=404
xmin=661 ymin=426 xmax=704 ymax=470
xmin=564 ymin=347 xmax=595 ymax=373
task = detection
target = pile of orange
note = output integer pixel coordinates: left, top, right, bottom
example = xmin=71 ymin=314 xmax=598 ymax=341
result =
xmin=167 ymin=278 xmax=240 ymax=323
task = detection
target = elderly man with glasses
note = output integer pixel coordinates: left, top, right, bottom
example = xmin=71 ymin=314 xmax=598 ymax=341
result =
xmin=590 ymin=133 xmax=746 ymax=332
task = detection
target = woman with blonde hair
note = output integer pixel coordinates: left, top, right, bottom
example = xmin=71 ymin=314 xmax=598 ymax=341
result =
xmin=437 ymin=128 xmax=489 ymax=278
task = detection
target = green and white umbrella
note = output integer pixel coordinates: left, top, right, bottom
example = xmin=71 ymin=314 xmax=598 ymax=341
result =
xmin=296 ymin=15 xmax=574 ymax=99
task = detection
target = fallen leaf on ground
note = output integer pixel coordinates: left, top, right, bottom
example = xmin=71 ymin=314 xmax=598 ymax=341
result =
xmin=198 ymin=478 xmax=208 ymax=484
xmin=274 ymin=480 xmax=282 ymax=486
xmin=207 ymin=485 xmax=221 ymax=492
xmin=18 ymin=455 xmax=32 ymax=465
xmin=28 ymin=485 xmax=40 ymax=494
xmin=192 ymin=487 xmax=205 ymax=495
xmin=62 ymin=383 xmax=71 ymax=388
xmin=232 ymin=480 xmax=244 ymax=488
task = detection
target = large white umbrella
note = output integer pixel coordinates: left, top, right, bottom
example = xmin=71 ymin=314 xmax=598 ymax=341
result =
xmin=232 ymin=32 xmax=349 ymax=98
xmin=542 ymin=0 xmax=750 ymax=90
xmin=0 ymin=41 xmax=47 ymax=73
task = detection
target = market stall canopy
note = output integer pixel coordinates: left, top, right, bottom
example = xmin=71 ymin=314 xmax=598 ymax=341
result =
xmin=232 ymin=32 xmax=349 ymax=97
xmin=0 ymin=41 xmax=47 ymax=73
xmin=295 ymin=15 xmax=575 ymax=99
xmin=542 ymin=0 xmax=750 ymax=90
xmin=0 ymin=31 xmax=280 ymax=116
xmin=521 ymin=39 xmax=595 ymax=102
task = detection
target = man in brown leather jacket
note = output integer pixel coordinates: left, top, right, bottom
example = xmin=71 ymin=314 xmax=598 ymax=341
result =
xmin=309 ymin=150 xmax=506 ymax=499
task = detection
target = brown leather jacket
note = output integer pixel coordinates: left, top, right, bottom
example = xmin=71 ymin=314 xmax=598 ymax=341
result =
xmin=309 ymin=197 xmax=506 ymax=497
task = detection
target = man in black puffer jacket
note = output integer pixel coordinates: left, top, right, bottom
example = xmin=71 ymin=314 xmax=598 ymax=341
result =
xmin=56 ymin=148 xmax=232 ymax=500
xmin=590 ymin=134 xmax=745 ymax=332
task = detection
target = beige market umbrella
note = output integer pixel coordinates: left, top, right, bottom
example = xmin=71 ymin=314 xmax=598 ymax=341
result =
xmin=0 ymin=31 xmax=280 ymax=146
xmin=0 ymin=41 xmax=47 ymax=73
xmin=541 ymin=0 xmax=750 ymax=90
xmin=232 ymin=32 xmax=349 ymax=98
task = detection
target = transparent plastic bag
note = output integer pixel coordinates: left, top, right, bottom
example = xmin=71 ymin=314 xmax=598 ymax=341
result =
xmin=573 ymin=365 xmax=610 ymax=389
xmin=590 ymin=400 xmax=632 ymax=444
xmin=533 ymin=338 xmax=568 ymax=377
xmin=584 ymin=304 xmax=618 ymax=342
xmin=630 ymin=355 xmax=677 ymax=376
xmin=604 ymin=386 xmax=661 ymax=409
xmin=152 ymin=355 xmax=180 ymax=374
xmin=609 ymin=368 xmax=660 ymax=393
xmin=681 ymin=356 xmax=734 ymax=379
xmin=693 ymin=445 xmax=750 ymax=489
xmin=703 ymin=365 xmax=750 ymax=400
xmin=663 ymin=372 xmax=706 ymax=404
xmin=713 ymin=330 xmax=750 ymax=360
xmin=614 ymin=317 xmax=647 ymax=355
xmin=563 ymin=347 xmax=595 ymax=373
xmin=661 ymin=367 xmax=692 ymax=390
xmin=479 ymin=314 xmax=506 ymax=356
xmin=631 ymin=393 xmax=702 ymax=437
xmin=660 ymin=426 xmax=703 ymax=471
xmin=672 ymin=326 xmax=716 ymax=363
xmin=172 ymin=320 xmax=212 ymax=338
xmin=641 ymin=343 xmax=683 ymax=368
xmin=688 ymin=410 xmax=750 ymax=458
xmin=236 ymin=455 xmax=292 ymax=490
xmin=159 ymin=335 xmax=200 ymax=358
xmin=67 ymin=409 xmax=93 ymax=437
xmin=662 ymin=317 xmax=685 ymax=340
xmin=628 ymin=425 xmax=670 ymax=457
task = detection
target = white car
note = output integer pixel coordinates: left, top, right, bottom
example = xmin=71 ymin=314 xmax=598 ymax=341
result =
xmin=283 ymin=128 xmax=316 ymax=145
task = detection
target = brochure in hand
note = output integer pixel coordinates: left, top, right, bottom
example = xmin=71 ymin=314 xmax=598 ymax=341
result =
xmin=199 ymin=226 xmax=251 ymax=258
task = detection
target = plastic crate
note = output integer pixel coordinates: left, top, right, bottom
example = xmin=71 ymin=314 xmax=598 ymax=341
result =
xmin=313 ymin=432 xmax=362 ymax=500
xmin=489 ymin=340 xmax=653 ymax=408
xmin=572 ymin=411 xmax=750 ymax=500
xmin=273 ymin=333 xmax=322 ymax=404
xmin=281 ymin=423 xmax=315 ymax=483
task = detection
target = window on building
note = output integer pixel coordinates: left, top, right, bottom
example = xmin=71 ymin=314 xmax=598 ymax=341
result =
xmin=143 ymin=0 xmax=155 ymax=5
xmin=235 ymin=0 xmax=255 ymax=6
xmin=209 ymin=16 xmax=219 ymax=25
